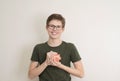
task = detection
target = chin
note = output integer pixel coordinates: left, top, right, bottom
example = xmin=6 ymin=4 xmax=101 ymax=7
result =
xmin=51 ymin=37 xmax=59 ymax=39
xmin=50 ymin=36 xmax=59 ymax=39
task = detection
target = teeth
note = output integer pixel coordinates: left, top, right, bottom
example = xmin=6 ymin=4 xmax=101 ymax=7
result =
xmin=52 ymin=32 xmax=57 ymax=35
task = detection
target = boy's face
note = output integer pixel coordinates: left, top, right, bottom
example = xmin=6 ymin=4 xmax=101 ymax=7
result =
xmin=46 ymin=19 xmax=64 ymax=39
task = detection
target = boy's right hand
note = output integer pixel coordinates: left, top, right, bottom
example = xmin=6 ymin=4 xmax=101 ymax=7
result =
xmin=45 ymin=51 xmax=61 ymax=66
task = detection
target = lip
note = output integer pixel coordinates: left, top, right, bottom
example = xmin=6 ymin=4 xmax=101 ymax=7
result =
xmin=52 ymin=32 xmax=57 ymax=35
xmin=51 ymin=32 xmax=58 ymax=35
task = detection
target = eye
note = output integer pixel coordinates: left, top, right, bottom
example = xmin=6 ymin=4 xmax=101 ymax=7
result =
xmin=49 ymin=25 xmax=56 ymax=28
xmin=48 ymin=25 xmax=55 ymax=28
xmin=57 ymin=26 xmax=61 ymax=28
xmin=51 ymin=25 xmax=55 ymax=27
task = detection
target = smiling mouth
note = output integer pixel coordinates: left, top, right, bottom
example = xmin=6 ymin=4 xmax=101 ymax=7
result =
xmin=51 ymin=32 xmax=57 ymax=35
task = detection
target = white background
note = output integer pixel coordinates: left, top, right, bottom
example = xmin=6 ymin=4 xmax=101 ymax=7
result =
xmin=0 ymin=0 xmax=120 ymax=81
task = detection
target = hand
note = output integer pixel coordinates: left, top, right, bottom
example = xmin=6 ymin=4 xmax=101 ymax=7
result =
xmin=45 ymin=51 xmax=53 ymax=65
xmin=45 ymin=51 xmax=61 ymax=66
xmin=50 ymin=51 xmax=61 ymax=66
xmin=53 ymin=54 xmax=61 ymax=62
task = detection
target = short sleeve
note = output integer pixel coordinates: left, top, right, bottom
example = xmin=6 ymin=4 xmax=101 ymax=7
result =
xmin=70 ymin=43 xmax=81 ymax=62
xmin=31 ymin=45 xmax=39 ymax=61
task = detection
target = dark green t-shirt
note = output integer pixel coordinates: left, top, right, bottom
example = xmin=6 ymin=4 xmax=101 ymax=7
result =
xmin=31 ymin=41 xmax=81 ymax=81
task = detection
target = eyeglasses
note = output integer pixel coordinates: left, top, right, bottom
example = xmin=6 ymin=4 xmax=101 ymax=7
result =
xmin=47 ymin=24 xmax=63 ymax=30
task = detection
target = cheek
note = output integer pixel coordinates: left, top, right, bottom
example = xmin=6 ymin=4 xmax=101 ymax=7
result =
xmin=46 ymin=29 xmax=52 ymax=33
xmin=59 ymin=30 xmax=64 ymax=34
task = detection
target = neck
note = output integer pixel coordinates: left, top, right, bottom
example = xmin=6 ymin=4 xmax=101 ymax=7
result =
xmin=47 ymin=39 xmax=62 ymax=47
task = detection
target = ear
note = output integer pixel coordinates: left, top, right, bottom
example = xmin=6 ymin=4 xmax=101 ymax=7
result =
xmin=62 ymin=28 xmax=65 ymax=31
xmin=46 ymin=27 xmax=49 ymax=32
xmin=46 ymin=26 xmax=48 ymax=30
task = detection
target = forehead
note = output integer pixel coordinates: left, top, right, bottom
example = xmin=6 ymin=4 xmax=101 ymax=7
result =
xmin=48 ymin=19 xmax=62 ymax=25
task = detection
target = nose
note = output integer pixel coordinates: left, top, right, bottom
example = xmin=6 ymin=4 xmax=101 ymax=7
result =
xmin=53 ymin=26 xmax=57 ymax=30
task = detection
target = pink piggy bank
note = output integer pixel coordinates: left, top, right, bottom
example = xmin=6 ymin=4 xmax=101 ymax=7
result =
xmin=53 ymin=54 xmax=61 ymax=62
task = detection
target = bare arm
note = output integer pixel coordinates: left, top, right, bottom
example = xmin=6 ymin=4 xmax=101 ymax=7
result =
xmin=54 ymin=60 xmax=84 ymax=78
xmin=28 ymin=61 xmax=48 ymax=79
xmin=28 ymin=52 xmax=52 ymax=79
xmin=28 ymin=51 xmax=84 ymax=79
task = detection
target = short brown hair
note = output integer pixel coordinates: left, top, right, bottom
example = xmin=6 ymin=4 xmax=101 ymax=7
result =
xmin=46 ymin=13 xmax=65 ymax=28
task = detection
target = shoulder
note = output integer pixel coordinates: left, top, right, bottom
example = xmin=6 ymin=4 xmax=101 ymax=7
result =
xmin=34 ymin=42 xmax=47 ymax=49
xmin=63 ymin=41 xmax=75 ymax=48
